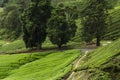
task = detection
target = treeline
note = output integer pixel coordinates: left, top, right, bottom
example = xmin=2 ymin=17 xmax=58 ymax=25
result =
xmin=0 ymin=0 xmax=31 ymax=40
xmin=21 ymin=0 xmax=112 ymax=49
xmin=0 ymin=0 xmax=78 ymax=49
xmin=0 ymin=0 xmax=119 ymax=49
xmin=21 ymin=0 xmax=78 ymax=49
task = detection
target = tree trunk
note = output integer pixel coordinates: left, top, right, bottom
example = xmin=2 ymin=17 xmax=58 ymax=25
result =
xmin=37 ymin=43 xmax=42 ymax=50
xmin=96 ymin=36 xmax=100 ymax=46
xmin=58 ymin=44 xmax=62 ymax=49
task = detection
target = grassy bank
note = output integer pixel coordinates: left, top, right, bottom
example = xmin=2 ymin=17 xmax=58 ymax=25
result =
xmin=0 ymin=49 xmax=81 ymax=80
xmin=75 ymin=39 xmax=120 ymax=80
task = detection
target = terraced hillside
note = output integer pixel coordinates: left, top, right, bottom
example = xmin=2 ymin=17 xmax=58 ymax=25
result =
xmin=72 ymin=39 xmax=120 ymax=80
xmin=0 ymin=1 xmax=120 ymax=80
xmin=104 ymin=6 xmax=120 ymax=40
xmin=0 ymin=50 xmax=80 ymax=80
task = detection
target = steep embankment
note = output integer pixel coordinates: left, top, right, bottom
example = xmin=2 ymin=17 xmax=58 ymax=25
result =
xmin=69 ymin=39 xmax=120 ymax=80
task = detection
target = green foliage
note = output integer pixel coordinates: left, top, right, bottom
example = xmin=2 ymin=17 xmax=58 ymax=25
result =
xmin=0 ymin=0 xmax=31 ymax=40
xmin=76 ymin=39 xmax=120 ymax=70
xmin=0 ymin=39 xmax=83 ymax=53
xmin=0 ymin=40 xmax=26 ymax=53
xmin=75 ymin=39 xmax=120 ymax=79
xmin=88 ymin=70 xmax=111 ymax=80
xmin=0 ymin=40 xmax=6 ymax=46
xmin=3 ymin=10 xmax=21 ymax=40
xmin=106 ymin=0 xmax=120 ymax=7
xmin=0 ymin=0 xmax=9 ymax=7
xmin=81 ymin=0 xmax=109 ymax=46
xmin=21 ymin=0 xmax=52 ymax=49
xmin=47 ymin=4 xmax=77 ymax=48
xmin=0 ymin=50 xmax=80 ymax=80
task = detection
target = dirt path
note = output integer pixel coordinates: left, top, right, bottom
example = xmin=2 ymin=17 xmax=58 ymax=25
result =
xmin=66 ymin=42 xmax=112 ymax=80
xmin=66 ymin=48 xmax=94 ymax=80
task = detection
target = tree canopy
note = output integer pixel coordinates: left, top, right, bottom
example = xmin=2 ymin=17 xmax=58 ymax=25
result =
xmin=81 ymin=0 xmax=109 ymax=46
xmin=47 ymin=4 xmax=77 ymax=48
xmin=21 ymin=0 xmax=52 ymax=49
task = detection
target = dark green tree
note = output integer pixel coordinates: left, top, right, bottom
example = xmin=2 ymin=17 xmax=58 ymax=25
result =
xmin=81 ymin=0 xmax=109 ymax=46
xmin=47 ymin=4 xmax=77 ymax=48
xmin=21 ymin=0 xmax=52 ymax=49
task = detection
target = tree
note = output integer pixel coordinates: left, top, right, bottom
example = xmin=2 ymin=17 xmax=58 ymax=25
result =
xmin=21 ymin=0 xmax=52 ymax=49
xmin=0 ymin=0 xmax=31 ymax=40
xmin=0 ymin=3 xmax=22 ymax=40
xmin=81 ymin=0 xmax=109 ymax=46
xmin=3 ymin=9 xmax=22 ymax=40
xmin=47 ymin=4 xmax=77 ymax=48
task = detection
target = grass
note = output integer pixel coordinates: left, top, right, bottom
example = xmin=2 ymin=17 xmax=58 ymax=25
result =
xmin=0 ymin=38 xmax=82 ymax=53
xmin=0 ymin=40 xmax=26 ymax=53
xmin=76 ymin=39 xmax=120 ymax=70
xmin=0 ymin=54 xmax=29 ymax=79
xmin=0 ymin=51 xmax=52 ymax=79
xmin=74 ymin=39 xmax=120 ymax=80
xmin=0 ymin=49 xmax=81 ymax=80
xmin=0 ymin=41 xmax=7 ymax=47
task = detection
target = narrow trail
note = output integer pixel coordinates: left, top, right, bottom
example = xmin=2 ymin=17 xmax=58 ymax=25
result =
xmin=66 ymin=48 xmax=94 ymax=80
xmin=66 ymin=42 xmax=112 ymax=80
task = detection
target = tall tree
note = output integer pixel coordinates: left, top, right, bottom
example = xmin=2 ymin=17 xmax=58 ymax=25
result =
xmin=21 ymin=0 xmax=52 ymax=49
xmin=81 ymin=0 xmax=109 ymax=46
xmin=47 ymin=4 xmax=77 ymax=48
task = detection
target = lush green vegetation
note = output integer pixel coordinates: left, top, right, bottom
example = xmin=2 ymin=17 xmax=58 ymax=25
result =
xmin=75 ymin=39 xmax=120 ymax=79
xmin=0 ymin=49 xmax=80 ymax=80
xmin=47 ymin=4 xmax=77 ymax=48
xmin=0 ymin=53 xmax=30 ymax=79
xmin=0 ymin=39 xmax=82 ymax=53
xmin=0 ymin=0 xmax=30 ymax=40
xmin=104 ymin=6 xmax=120 ymax=40
xmin=0 ymin=40 xmax=26 ymax=53
xmin=0 ymin=0 xmax=120 ymax=80
xmin=76 ymin=39 xmax=120 ymax=70
xmin=81 ymin=0 xmax=109 ymax=46
xmin=21 ymin=0 xmax=52 ymax=49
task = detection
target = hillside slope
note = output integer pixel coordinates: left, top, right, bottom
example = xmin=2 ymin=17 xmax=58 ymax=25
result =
xmin=104 ymin=6 xmax=120 ymax=40
xmin=71 ymin=39 xmax=120 ymax=80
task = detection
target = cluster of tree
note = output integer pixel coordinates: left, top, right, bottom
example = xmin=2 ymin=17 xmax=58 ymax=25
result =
xmin=21 ymin=0 xmax=78 ymax=49
xmin=81 ymin=0 xmax=109 ymax=46
xmin=0 ymin=0 xmax=113 ymax=47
